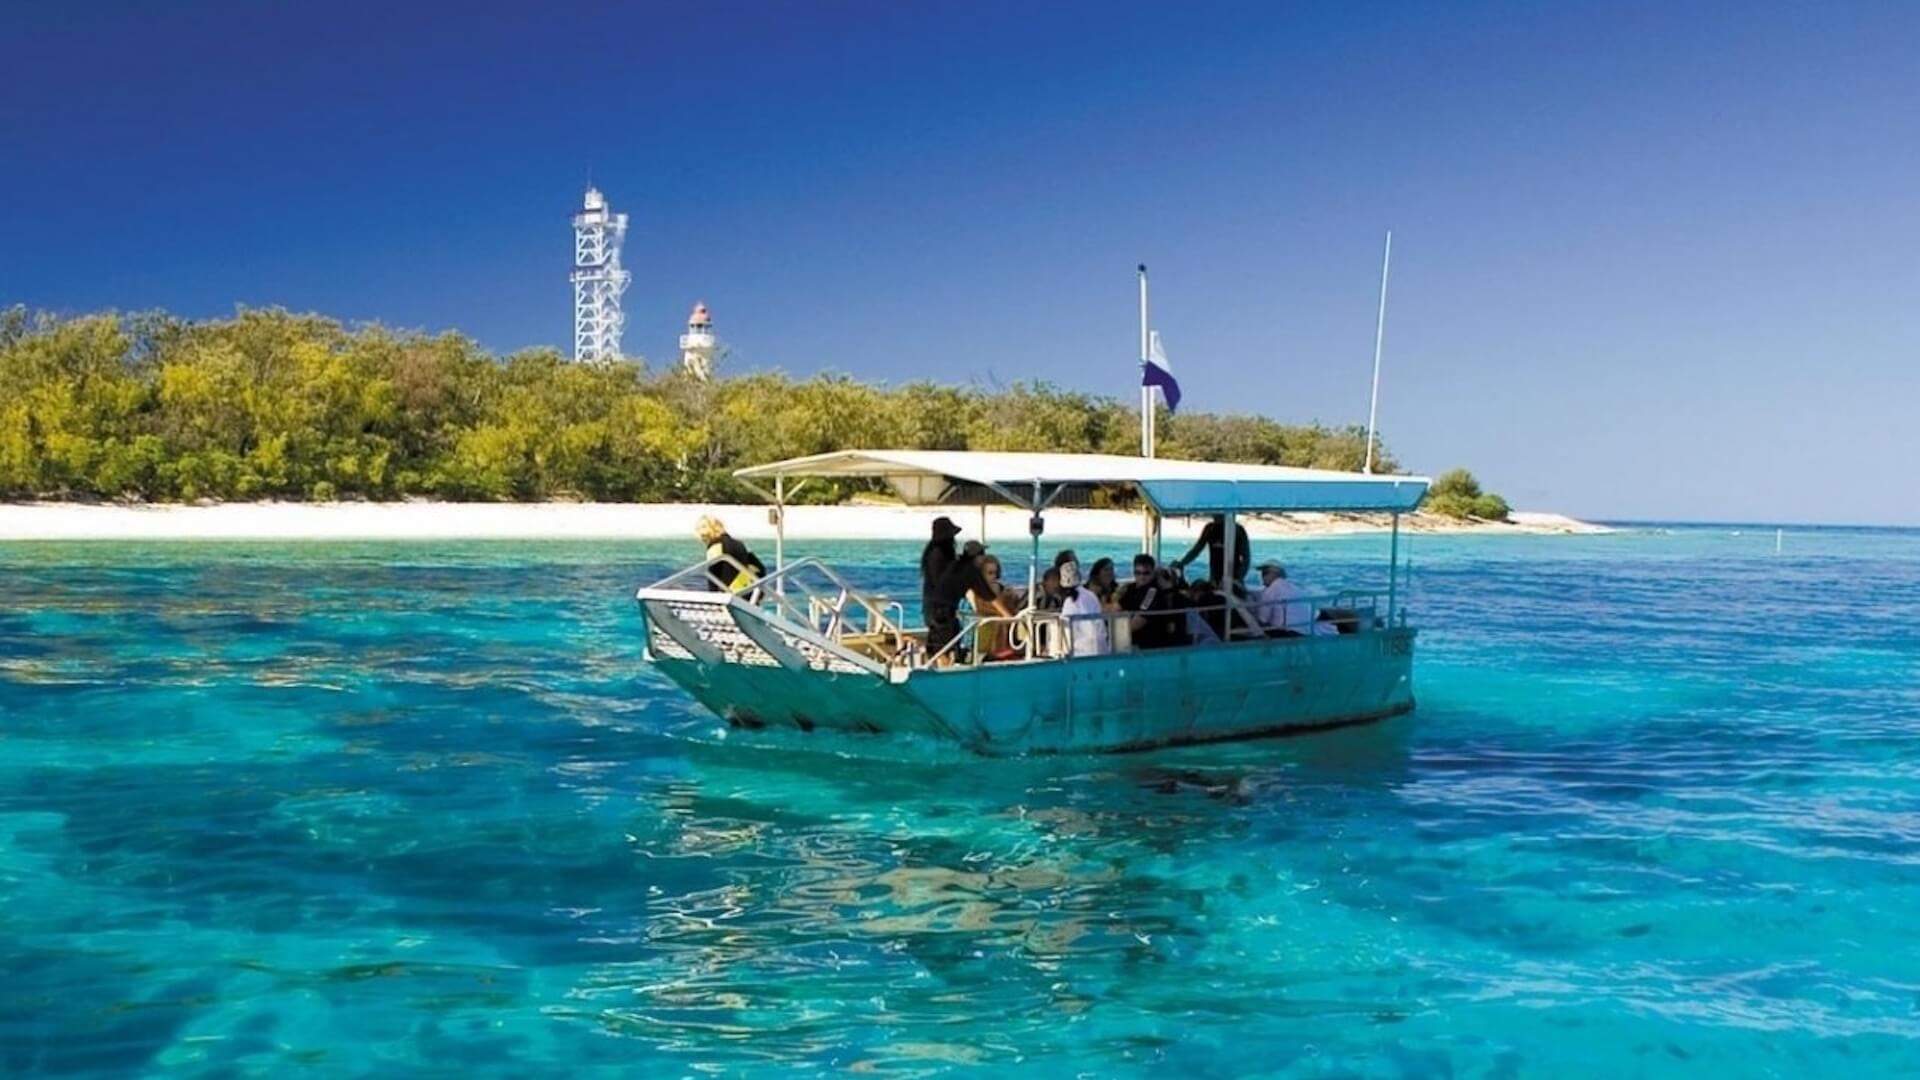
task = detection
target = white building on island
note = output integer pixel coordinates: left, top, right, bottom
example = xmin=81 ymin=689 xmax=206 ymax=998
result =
xmin=679 ymin=301 xmax=717 ymax=380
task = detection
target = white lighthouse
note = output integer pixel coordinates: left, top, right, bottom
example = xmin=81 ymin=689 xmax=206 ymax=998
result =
xmin=679 ymin=301 xmax=717 ymax=380
xmin=570 ymin=187 xmax=631 ymax=363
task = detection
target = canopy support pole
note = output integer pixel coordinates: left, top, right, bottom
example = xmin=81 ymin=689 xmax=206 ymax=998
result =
xmin=980 ymin=480 xmax=1030 ymax=510
xmin=1027 ymin=481 xmax=1042 ymax=597
xmin=773 ymin=475 xmax=786 ymax=584
xmin=1028 ymin=480 xmax=1043 ymax=658
xmin=1138 ymin=488 xmax=1165 ymax=562
xmin=1222 ymin=509 xmax=1249 ymax=637
xmin=1387 ymin=512 xmax=1400 ymax=624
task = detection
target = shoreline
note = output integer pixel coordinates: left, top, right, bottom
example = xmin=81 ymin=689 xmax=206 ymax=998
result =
xmin=0 ymin=501 xmax=1611 ymax=542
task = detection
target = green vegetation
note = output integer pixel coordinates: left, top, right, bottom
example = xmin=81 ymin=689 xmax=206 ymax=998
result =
xmin=1424 ymin=467 xmax=1511 ymax=521
xmin=0 ymin=307 xmax=1410 ymax=504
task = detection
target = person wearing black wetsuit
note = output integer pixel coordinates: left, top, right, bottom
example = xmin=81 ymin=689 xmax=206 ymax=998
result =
xmin=920 ymin=516 xmax=961 ymax=624
xmin=1172 ymin=514 xmax=1250 ymax=587
xmin=696 ymin=515 xmax=766 ymax=592
xmin=926 ymin=539 xmax=992 ymax=663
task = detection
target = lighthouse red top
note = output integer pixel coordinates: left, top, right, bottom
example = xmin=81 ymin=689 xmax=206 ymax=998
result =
xmin=688 ymin=302 xmax=711 ymax=327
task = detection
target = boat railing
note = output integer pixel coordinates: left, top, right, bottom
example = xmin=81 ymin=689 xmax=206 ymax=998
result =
xmin=917 ymin=589 xmax=1391 ymax=671
xmin=642 ymin=555 xmax=915 ymax=661
xmin=642 ymin=556 xmax=737 ymax=593
xmin=767 ymin=562 xmax=913 ymax=657
xmin=643 ymin=555 xmax=1398 ymax=675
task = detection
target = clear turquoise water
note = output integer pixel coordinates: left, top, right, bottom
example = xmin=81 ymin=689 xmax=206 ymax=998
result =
xmin=3 ymin=527 xmax=1918 ymax=1076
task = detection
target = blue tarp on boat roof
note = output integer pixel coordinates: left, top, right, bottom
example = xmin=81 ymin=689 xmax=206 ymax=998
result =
xmin=734 ymin=450 xmax=1428 ymax=514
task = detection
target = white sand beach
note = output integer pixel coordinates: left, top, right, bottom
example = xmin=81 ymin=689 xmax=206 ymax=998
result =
xmin=0 ymin=501 xmax=1609 ymax=542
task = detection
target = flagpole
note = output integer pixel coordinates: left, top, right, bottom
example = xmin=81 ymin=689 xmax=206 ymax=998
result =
xmin=1138 ymin=264 xmax=1157 ymax=555
xmin=1138 ymin=264 xmax=1152 ymax=459
xmin=1364 ymin=230 xmax=1391 ymax=475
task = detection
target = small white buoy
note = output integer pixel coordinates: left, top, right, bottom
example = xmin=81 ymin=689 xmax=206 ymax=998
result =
xmin=1775 ymin=528 xmax=1783 ymax=555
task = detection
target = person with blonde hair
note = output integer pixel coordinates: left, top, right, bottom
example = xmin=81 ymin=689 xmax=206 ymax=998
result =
xmin=695 ymin=514 xmax=765 ymax=593
xmin=971 ymin=553 xmax=1019 ymax=659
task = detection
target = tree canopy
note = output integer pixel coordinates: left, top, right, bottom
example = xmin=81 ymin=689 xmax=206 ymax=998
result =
xmin=0 ymin=306 xmax=1427 ymax=504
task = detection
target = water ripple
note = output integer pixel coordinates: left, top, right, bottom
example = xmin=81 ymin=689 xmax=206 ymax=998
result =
xmin=2 ymin=531 xmax=1919 ymax=1075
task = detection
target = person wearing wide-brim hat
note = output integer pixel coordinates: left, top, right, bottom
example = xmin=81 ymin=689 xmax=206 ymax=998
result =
xmin=920 ymin=515 xmax=963 ymax=617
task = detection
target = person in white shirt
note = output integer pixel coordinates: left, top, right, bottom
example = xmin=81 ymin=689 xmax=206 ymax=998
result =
xmin=1254 ymin=560 xmax=1337 ymax=636
xmin=1057 ymin=560 xmax=1112 ymax=657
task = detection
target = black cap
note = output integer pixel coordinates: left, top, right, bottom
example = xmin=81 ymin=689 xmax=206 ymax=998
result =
xmin=931 ymin=516 xmax=961 ymax=538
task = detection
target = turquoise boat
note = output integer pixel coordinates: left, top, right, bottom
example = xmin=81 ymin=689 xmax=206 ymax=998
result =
xmin=636 ymin=450 xmax=1430 ymax=755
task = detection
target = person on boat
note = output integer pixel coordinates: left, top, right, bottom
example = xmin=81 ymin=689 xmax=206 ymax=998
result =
xmin=1119 ymin=554 xmax=1179 ymax=649
xmin=926 ymin=539 xmax=993 ymax=664
xmin=1254 ymin=560 xmax=1338 ymax=637
xmin=695 ymin=515 xmax=765 ymax=593
xmin=1159 ymin=567 xmax=1196 ymax=645
xmin=1057 ymin=560 xmax=1111 ymax=657
xmin=976 ymin=554 xmax=1014 ymax=606
xmin=1034 ymin=565 xmax=1065 ymax=611
xmin=971 ymin=554 xmax=1020 ymax=659
xmin=1087 ymin=558 xmax=1119 ymax=609
xmin=1184 ymin=579 xmax=1224 ymax=643
xmin=1171 ymin=514 xmax=1251 ymax=587
xmin=920 ymin=516 xmax=961 ymax=618
xmin=1182 ymin=577 xmax=1257 ymax=642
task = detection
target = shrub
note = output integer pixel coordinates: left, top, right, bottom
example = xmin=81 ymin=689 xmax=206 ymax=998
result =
xmin=1423 ymin=492 xmax=1478 ymax=519
xmin=1424 ymin=468 xmax=1511 ymax=520
xmin=1429 ymin=467 xmax=1482 ymax=501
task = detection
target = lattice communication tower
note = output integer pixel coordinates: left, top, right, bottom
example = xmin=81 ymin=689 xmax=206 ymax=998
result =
xmin=571 ymin=187 xmax=631 ymax=362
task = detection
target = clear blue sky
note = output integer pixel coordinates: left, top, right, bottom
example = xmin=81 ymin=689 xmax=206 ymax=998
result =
xmin=4 ymin=2 xmax=1916 ymax=524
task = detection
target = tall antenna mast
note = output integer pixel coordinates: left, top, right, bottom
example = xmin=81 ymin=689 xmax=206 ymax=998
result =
xmin=571 ymin=187 xmax=631 ymax=363
xmin=1363 ymin=229 xmax=1392 ymax=474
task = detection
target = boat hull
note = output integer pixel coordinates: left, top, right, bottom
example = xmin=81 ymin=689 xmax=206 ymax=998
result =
xmin=646 ymin=623 xmax=1416 ymax=756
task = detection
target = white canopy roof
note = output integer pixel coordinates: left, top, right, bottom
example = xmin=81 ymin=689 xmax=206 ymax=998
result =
xmin=735 ymin=450 xmax=1428 ymax=514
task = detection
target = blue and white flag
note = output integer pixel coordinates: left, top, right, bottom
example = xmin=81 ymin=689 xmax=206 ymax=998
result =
xmin=1142 ymin=330 xmax=1181 ymax=412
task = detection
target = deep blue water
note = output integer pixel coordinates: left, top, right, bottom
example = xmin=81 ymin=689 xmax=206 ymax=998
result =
xmin=3 ymin=527 xmax=1918 ymax=1076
